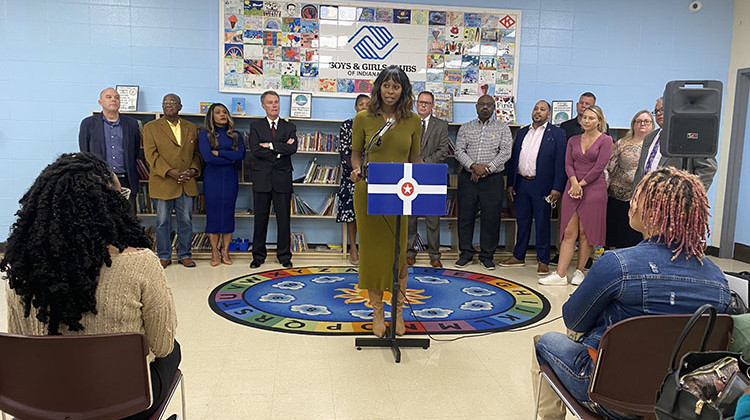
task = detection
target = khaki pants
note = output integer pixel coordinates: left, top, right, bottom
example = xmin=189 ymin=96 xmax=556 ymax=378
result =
xmin=531 ymin=335 xmax=567 ymax=420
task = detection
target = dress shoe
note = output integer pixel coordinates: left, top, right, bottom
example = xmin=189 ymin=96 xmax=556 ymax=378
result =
xmin=430 ymin=259 xmax=443 ymax=268
xmin=249 ymin=260 xmax=263 ymax=269
xmin=159 ymin=259 xmax=172 ymax=269
xmin=537 ymin=262 xmax=550 ymax=275
xmin=177 ymin=258 xmax=196 ymax=268
xmin=406 ymin=256 xmax=416 ymax=266
xmin=499 ymin=256 xmax=525 ymax=267
xmin=281 ymin=260 xmax=293 ymax=268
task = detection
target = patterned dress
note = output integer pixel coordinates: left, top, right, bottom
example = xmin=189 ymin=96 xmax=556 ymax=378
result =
xmin=605 ymin=139 xmax=645 ymax=248
xmin=336 ymin=118 xmax=355 ymax=223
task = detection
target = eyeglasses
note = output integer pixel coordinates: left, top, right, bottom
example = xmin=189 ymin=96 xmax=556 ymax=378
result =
xmin=162 ymin=101 xmax=180 ymax=105
xmin=417 ymin=101 xmax=433 ymax=106
xmin=652 ymin=109 xmax=664 ymax=116
xmin=635 ymin=120 xmax=653 ymax=125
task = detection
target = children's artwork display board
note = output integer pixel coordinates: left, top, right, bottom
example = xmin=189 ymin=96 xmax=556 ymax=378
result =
xmin=219 ymin=0 xmax=521 ymax=104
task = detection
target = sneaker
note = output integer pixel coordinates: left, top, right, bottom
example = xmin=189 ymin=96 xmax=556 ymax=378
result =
xmin=585 ymin=257 xmax=594 ymax=269
xmin=571 ymin=269 xmax=585 ymax=286
xmin=549 ymin=254 xmax=559 ymax=266
xmin=455 ymin=258 xmax=472 ymax=268
xmin=499 ymin=256 xmax=525 ymax=267
xmin=481 ymin=259 xmax=496 ymax=270
xmin=539 ymin=272 xmax=568 ymax=286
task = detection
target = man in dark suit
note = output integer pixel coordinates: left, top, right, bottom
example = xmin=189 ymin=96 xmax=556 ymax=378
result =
xmin=248 ymin=90 xmax=298 ymax=268
xmin=405 ymin=91 xmax=452 ymax=268
xmin=78 ymin=87 xmax=141 ymax=215
xmin=633 ymin=97 xmax=717 ymax=191
xmin=500 ymin=101 xmax=566 ymax=275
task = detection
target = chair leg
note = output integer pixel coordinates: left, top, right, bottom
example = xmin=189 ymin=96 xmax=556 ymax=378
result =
xmin=180 ymin=373 xmax=187 ymax=420
xmin=534 ymin=371 xmax=543 ymax=419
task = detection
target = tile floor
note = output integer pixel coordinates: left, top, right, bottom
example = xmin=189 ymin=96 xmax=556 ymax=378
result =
xmin=1 ymin=253 xmax=748 ymax=420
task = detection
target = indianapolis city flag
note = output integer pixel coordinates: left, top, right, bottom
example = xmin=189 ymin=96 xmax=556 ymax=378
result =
xmin=367 ymin=163 xmax=447 ymax=216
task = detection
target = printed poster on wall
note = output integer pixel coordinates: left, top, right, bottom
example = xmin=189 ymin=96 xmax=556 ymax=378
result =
xmin=219 ymin=0 xmax=521 ymax=103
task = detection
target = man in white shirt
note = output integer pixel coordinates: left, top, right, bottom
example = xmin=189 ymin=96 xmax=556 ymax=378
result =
xmin=500 ymin=101 xmax=567 ymax=275
xmin=405 ymin=91 xmax=452 ymax=268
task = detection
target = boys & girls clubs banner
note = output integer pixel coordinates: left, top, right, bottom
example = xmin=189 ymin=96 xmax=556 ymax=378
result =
xmin=220 ymin=0 xmax=521 ymax=120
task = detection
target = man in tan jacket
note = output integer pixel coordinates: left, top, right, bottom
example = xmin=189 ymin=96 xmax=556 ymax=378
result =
xmin=143 ymin=93 xmax=201 ymax=268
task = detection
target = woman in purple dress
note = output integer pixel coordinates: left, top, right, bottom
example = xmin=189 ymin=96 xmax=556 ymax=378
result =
xmin=540 ymin=105 xmax=612 ymax=286
xmin=199 ymin=103 xmax=246 ymax=266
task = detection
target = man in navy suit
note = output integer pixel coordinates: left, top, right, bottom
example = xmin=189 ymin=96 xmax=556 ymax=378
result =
xmin=79 ymin=87 xmax=141 ymax=215
xmin=499 ymin=100 xmax=566 ymax=275
xmin=248 ymin=91 xmax=298 ymax=269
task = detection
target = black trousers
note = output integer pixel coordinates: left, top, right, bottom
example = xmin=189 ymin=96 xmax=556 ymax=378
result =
xmin=457 ymin=171 xmax=503 ymax=262
xmin=253 ymin=190 xmax=292 ymax=263
xmin=122 ymin=340 xmax=181 ymax=420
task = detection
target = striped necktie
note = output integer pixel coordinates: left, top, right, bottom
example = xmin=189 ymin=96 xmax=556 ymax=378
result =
xmin=420 ymin=119 xmax=426 ymax=148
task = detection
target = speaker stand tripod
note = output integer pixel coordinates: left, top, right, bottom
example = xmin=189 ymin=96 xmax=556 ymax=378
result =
xmin=354 ymin=215 xmax=430 ymax=363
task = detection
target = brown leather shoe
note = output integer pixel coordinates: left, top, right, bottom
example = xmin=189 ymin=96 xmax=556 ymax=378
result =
xmin=406 ymin=256 xmax=416 ymax=266
xmin=178 ymin=258 xmax=196 ymax=268
xmin=499 ymin=256 xmax=525 ymax=267
xmin=537 ymin=262 xmax=550 ymax=275
xmin=430 ymin=259 xmax=443 ymax=268
xmin=159 ymin=259 xmax=172 ymax=268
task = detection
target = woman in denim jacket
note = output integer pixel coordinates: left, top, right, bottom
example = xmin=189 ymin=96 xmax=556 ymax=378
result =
xmin=534 ymin=167 xmax=731 ymax=420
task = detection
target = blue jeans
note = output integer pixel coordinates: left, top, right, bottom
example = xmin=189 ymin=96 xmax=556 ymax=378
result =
xmin=153 ymin=193 xmax=194 ymax=260
xmin=535 ymin=332 xmax=636 ymax=420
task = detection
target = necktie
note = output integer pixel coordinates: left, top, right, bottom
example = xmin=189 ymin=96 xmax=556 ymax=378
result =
xmin=644 ymin=130 xmax=661 ymax=175
xmin=420 ymin=119 xmax=426 ymax=148
xmin=271 ymin=121 xmax=276 ymax=139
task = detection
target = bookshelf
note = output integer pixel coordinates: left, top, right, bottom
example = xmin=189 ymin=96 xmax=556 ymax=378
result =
xmin=117 ymin=110 xmax=628 ymax=260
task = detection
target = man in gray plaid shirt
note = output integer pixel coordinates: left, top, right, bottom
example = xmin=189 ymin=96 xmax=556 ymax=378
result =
xmin=454 ymin=95 xmax=513 ymax=270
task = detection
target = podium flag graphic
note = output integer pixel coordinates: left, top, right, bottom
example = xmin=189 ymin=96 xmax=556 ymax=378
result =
xmin=367 ymin=163 xmax=447 ymax=215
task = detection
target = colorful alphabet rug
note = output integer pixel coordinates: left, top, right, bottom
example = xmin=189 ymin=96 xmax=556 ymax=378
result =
xmin=209 ymin=266 xmax=550 ymax=335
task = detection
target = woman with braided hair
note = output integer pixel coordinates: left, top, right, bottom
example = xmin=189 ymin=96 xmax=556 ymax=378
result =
xmin=532 ymin=167 xmax=730 ymax=420
xmin=1 ymin=152 xmax=180 ymax=420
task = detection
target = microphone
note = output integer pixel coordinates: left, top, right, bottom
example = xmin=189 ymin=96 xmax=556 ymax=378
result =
xmin=373 ymin=117 xmax=395 ymax=147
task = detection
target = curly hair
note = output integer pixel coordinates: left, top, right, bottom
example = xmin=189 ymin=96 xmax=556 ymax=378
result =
xmin=0 ymin=153 xmax=152 ymax=335
xmin=366 ymin=65 xmax=414 ymax=122
xmin=204 ymin=102 xmax=239 ymax=151
xmin=630 ymin=167 xmax=710 ymax=262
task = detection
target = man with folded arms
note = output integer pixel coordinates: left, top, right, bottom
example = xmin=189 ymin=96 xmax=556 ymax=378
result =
xmin=143 ymin=93 xmax=201 ymax=268
xmin=500 ymin=100 xmax=566 ymax=275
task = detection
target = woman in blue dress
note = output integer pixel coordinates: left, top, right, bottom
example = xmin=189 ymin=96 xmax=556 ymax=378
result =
xmin=337 ymin=94 xmax=369 ymax=265
xmin=199 ymin=103 xmax=246 ymax=266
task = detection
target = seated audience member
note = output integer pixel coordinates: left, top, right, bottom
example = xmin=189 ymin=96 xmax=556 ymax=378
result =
xmin=605 ymin=109 xmax=654 ymax=249
xmin=0 ymin=153 xmax=180 ymax=420
xmin=532 ymin=167 xmax=730 ymax=420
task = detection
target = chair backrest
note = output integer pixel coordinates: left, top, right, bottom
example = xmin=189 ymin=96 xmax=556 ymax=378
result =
xmin=0 ymin=332 xmax=151 ymax=420
xmin=588 ymin=313 xmax=733 ymax=416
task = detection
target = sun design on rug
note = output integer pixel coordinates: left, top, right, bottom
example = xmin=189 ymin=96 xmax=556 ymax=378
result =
xmin=333 ymin=283 xmax=431 ymax=308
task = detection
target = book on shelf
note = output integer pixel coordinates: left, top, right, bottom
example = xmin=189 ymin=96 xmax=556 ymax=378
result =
xmin=297 ymin=131 xmax=339 ymax=152
xmin=291 ymin=232 xmax=308 ymax=252
xmin=318 ymin=193 xmax=338 ymax=216
xmin=301 ymin=158 xmax=341 ymax=184
xmin=446 ymin=196 xmax=457 ymax=217
xmin=291 ymin=193 xmax=317 ymax=215
xmin=137 ymin=184 xmax=153 ymax=213
xmin=136 ymin=158 xmax=150 ymax=180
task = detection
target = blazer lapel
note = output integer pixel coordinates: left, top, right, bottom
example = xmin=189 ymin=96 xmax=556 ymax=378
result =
xmin=95 ymin=117 xmax=106 ymax=155
xmin=159 ymin=118 xmax=179 ymax=146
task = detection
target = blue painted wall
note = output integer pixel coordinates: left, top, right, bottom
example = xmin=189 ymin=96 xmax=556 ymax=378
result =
xmin=0 ymin=0 xmax=735 ymax=242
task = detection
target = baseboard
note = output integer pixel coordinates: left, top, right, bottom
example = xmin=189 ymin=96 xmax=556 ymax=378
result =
xmin=735 ymin=243 xmax=750 ymax=264
xmin=706 ymin=246 xmax=720 ymax=257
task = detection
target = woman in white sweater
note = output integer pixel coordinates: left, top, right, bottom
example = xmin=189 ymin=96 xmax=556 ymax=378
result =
xmin=1 ymin=152 xmax=179 ymax=420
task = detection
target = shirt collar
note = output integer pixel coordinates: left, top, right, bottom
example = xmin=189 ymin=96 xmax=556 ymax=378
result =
xmin=167 ymin=118 xmax=180 ymax=128
xmin=421 ymin=115 xmax=431 ymax=124
xmin=530 ymin=122 xmax=547 ymax=131
xmin=102 ymin=114 xmax=120 ymax=126
xmin=266 ymin=116 xmax=280 ymax=126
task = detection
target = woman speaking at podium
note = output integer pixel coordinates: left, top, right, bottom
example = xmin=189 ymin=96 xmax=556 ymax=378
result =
xmin=349 ymin=65 xmax=423 ymax=338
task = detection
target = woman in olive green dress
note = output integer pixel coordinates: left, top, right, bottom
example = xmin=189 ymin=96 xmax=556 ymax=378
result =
xmin=349 ymin=66 xmax=423 ymax=338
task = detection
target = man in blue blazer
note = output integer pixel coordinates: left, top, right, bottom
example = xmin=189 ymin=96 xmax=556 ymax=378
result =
xmin=248 ymin=91 xmax=298 ymax=269
xmin=500 ymin=100 xmax=566 ymax=275
xmin=78 ymin=87 xmax=141 ymax=215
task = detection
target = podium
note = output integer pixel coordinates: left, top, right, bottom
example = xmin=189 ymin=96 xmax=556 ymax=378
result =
xmin=355 ymin=162 xmax=447 ymax=363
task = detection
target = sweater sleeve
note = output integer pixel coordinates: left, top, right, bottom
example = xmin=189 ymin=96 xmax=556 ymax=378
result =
xmin=138 ymin=252 xmax=178 ymax=358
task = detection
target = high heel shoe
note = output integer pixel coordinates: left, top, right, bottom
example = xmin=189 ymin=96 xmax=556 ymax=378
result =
xmin=221 ymin=251 xmax=232 ymax=265
xmin=210 ymin=249 xmax=220 ymax=267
